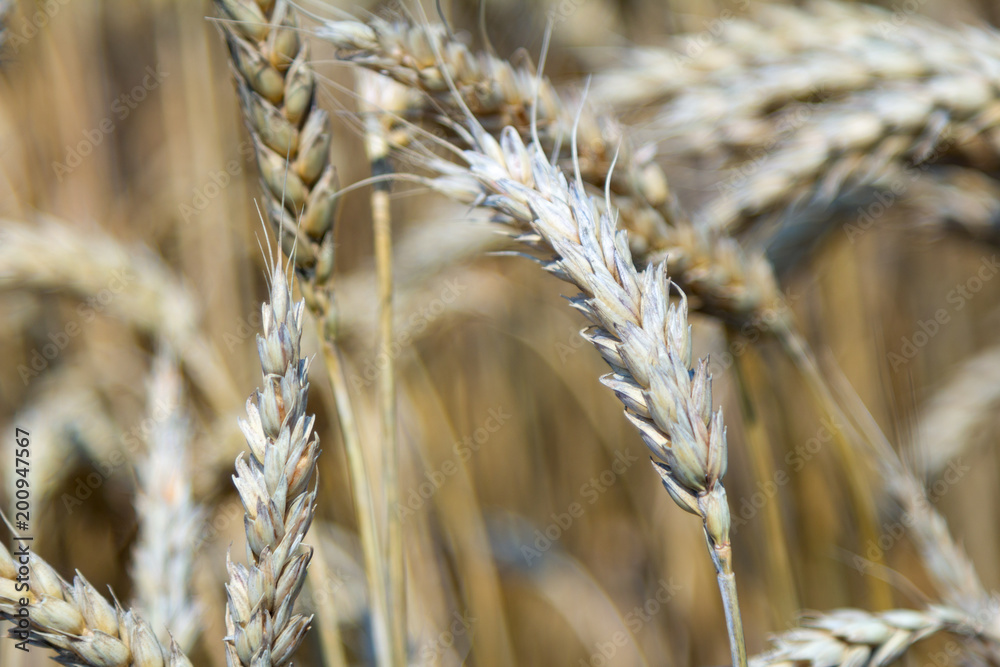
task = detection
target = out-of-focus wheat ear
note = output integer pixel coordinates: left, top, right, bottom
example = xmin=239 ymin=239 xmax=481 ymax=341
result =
xmin=819 ymin=352 xmax=999 ymax=638
xmin=214 ymin=0 xmax=337 ymax=330
xmin=0 ymin=217 xmax=241 ymax=415
xmin=912 ymin=344 xmax=1000 ymax=477
xmin=224 ymin=263 xmax=318 ymax=666
xmin=0 ymin=544 xmax=193 ymax=666
xmin=130 ymin=349 xmax=203 ymax=651
xmin=751 ymin=606 xmax=997 ymax=667
xmin=315 ymin=14 xmax=792 ymax=340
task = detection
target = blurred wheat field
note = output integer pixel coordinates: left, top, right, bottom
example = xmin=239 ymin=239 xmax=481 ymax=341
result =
xmin=1 ymin=0 xmax=1000 ymax=666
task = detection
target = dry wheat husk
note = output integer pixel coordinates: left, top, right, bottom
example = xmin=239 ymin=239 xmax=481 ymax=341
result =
xmin=0 ymin=544 xmax=192 ymax=666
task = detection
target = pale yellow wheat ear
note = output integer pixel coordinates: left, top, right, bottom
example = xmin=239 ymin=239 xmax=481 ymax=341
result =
xmin=224 ymin=259 xmax=319 ymax=666
xmin=130 ymin=349 xmax=203 ymax=652
xmin=403 ymin=90 xmax=748 ymax=662
xmin=312 ymin=12 xmax=791 ymax=336
xmin=212 ymin=2 xmax=398 ymax=664
xmin=0 ymin=540 xmax=193 ymax=666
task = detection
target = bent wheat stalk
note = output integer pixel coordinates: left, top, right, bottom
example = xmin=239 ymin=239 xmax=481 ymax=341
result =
xmin=212 ymin=3 xmax=397 ymax=664
xmin=0 ymin=544 xmax=192 ymax=666
xmin=421 ymin=119 xmax=747 ymax=665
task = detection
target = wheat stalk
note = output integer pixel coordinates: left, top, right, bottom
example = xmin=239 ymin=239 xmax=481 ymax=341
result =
xmin=751 ymin=606 xmax=994 ymax=667
xmin=0 ymin=543 xmax=192 ymax=666
xmin=211 ymin=3 xmax=400 ymax=664
xmin=415 ymin=111 xmax=747 ymax=663
xmin=224 ymin=260 xmax=318 ymax=666
xmin=130 ymin=351 xmax=202 ymax=652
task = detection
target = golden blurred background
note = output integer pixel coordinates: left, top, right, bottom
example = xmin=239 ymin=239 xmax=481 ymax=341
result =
xmin=1 ymin=0 xmax=999 ymax=665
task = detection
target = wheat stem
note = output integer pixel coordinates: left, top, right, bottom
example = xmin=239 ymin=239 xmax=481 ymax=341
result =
xmin=317 ymin=325 xmax=394 ymax=667
xmin=362 ymin=88 xmax=406 ymax=666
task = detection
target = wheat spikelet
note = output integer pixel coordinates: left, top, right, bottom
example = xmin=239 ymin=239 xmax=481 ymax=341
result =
xmin=214 ymin=0 xmax=338 ymax=326
xmin=130 ymin=351 xmax=203 ymax=652
xmin=0 ymin=543 xmax=192 ymax=666
xmin=751 ymin=606 xmax=994 ymax=667
xmin=224 ymin=261 xmax=319 ymax=666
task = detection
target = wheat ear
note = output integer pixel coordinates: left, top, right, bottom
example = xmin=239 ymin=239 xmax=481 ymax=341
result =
xmin=751 ymin=606 xmax=995 ymax=667
xmin=225 ymin=261 xmax=318 ymax=666
xmin=213 ymin=0 xmax=337 ymax=327
xmin=212 ymin=3 xmax=399 ymax=664
xmin=130 ymin=351 xmax=202 ymax=651
xmin=423 ymin=119 xmax=746 ymax=665
xmin=0 ymin=544 xmax=192 ymax=666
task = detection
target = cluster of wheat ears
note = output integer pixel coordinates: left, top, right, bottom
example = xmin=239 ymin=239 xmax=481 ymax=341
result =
xmin=2 ymin=0 xmax=1000 ymax=665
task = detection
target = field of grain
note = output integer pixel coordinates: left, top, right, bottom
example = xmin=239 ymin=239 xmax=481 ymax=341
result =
xmin=1 ymin=1 xmax=1000 ymax=666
